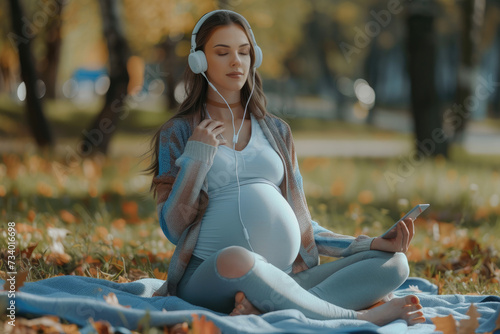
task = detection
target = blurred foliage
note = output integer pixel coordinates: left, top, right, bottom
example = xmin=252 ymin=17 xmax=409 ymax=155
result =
xmin=1 ymin=0 xmax=498 ymax=86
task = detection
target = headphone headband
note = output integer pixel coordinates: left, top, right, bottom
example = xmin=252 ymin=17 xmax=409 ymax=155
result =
xmin=188 ymin=9 xmax=262 ymax=73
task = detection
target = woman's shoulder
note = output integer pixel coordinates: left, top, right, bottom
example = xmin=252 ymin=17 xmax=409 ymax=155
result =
xmin=263 ymin=112 xmax=293 ymax=138
xmin=160 ymin=114 xmax=196 ymax=137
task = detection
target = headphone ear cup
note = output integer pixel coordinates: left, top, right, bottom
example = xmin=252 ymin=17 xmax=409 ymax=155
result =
xmin=253 ymin=45 xmax=263 ymax=69
xmin=188 ymin=50 xmax=208 ymax=74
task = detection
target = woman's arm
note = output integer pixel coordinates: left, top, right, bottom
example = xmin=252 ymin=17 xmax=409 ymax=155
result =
xmin=153 ymin=119 xmax=218 ymax=245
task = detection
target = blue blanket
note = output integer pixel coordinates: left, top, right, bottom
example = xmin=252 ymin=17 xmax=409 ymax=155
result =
xmin=1 ymin=276 xmax=499 ymax=333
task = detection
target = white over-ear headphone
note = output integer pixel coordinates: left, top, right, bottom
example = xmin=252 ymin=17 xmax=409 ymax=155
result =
xmin=188 ymin=10 xmax=263 ymax=74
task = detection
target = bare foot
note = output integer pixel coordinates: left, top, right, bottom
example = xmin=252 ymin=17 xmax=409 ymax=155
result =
xmin=357 ymin=295 xmax=425 ymax=326
xmin=229 ymin=291 xmax=262 ymax=316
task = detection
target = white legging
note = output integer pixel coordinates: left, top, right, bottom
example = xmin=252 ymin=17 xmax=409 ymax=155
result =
xmin=177 ymin=247 xmax=410 ymax=320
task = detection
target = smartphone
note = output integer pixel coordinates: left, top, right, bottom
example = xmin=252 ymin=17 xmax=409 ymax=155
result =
xmin=380 ymin=204 xmax=430 ymax=239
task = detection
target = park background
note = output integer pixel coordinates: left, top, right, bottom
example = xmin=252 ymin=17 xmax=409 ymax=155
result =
xmin=0 ymin=0 xmax=499 ymax=331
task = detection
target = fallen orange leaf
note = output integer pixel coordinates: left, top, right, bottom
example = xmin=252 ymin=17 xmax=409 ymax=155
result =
xmin=458 ymin=304 xmax=480 ymax=334
xmin=117 ymin=276 xmax=131 ymax=283
xmin=15 ymin=222 xmax=37 ymax=233
xmin=330 ymin=179 xmax=346 ymax=197
xmin=122 ymin=201 xmax=139 ymax=218
xmin=113 ymin=238 xmax=124 ymax=249
xmin=358 ymin=190 xmax=374 ymax=205
xmin=21 ymin=243 xmax=38 ymax=259
xmin=3 ymin=270 xmax=29 ymax=292
xmin=36 ymin=181 xmax=53 ymax=197
xmin=128 ymin=268 xmax=149 ymax=281
xmin=60 ymin=210 xmax=76 ymax=224
xmin=16 ymin=316 xmax=80 ymax=334
xmin=45 ymin=252 xmax=71 ymax=266
xmin=84 ymin=255 xmax=102 ymax=265
xmin=90 ymin=318 xmax=114 ymax=334
xmin=154 ymin=268 xmax=168 ymax=280
xmin=27 ymin=209 xmax=36 ymax=223
xmin=111 ymin=218 xmax=127 ymax=231
xmin=94 ymin=226 xmax=109 ymax=241
xmin=156 ymin=251 xmax=174 ymax=260
xmin=191 ymin=314 xmax=221 ymax=334
xmin=431 ymin=314 xmax=457 ymax=334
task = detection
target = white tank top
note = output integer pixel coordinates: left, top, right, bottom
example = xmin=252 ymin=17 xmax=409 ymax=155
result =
xmin=193 ymin=113 xmax=301 ymax=273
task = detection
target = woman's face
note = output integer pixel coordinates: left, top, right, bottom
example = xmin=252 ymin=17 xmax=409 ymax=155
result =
xmin=204 ymin=23 xmax=251 ymax=95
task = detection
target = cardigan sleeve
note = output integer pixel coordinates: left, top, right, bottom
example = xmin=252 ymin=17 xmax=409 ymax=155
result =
xmin=283 ymin=120 xmax=374 ymax=258
xmin=153 ymin=118 xmax=217 ymax=245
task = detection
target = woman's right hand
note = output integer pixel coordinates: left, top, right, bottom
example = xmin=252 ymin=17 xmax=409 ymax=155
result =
xmin=188 ymin=119 xmax=227 ymax=147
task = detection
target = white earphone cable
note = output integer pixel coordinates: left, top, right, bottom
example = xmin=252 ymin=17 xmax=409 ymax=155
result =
xmin=202 ymin=69 xmax=257 ymax=252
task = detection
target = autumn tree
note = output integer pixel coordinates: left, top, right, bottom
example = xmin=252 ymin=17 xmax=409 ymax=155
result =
xmin=38 ymin=0 xmax=66 ymax=100
xmin=452 ymin=0 xmax=486 ymax=141
xmin=121 ymin=0 xmax=215 ymax=111
xmin=79 ymin=0 xmax=131 ymax=155
xmin=406 ymin=0 xmax=448 ymax=158
xmin=7 ymin=0 xmax=53 ymax=149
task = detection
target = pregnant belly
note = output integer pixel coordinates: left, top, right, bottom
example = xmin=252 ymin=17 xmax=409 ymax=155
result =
xmin=197 ymin=182 xmax=301 ymax=271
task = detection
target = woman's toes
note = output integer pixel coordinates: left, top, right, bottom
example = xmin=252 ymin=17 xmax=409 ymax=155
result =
xmin=229 ymin=308 xmax=241 ymax=316
xmin=235 ymin=291 xmax=245 ymax=304
xmin=403 ymin=302 xmax=423 ymax=313
xmin=406 ymin=295 xmax=420 ymax=305
xmin=407 ymin=311 xmax=426 ymax=325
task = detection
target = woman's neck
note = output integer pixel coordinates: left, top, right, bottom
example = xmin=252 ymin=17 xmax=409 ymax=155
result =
xmin=206 ymin=91 xmax=246 ymax=121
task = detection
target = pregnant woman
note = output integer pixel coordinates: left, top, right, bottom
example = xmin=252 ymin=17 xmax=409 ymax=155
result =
xmin=147 ymin=9 xmax=425 ymax=326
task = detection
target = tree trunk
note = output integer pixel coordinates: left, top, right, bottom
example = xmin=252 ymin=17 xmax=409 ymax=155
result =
xmin=40 ymin=1 xmax=65 ymax=100
xmin=453 ymin=0 xmax=486 ymax=140
xmin=7 ymin=0 xmax=53 ymax=148
xmin=161 ymin=36 xmax=182 ymax=111
xmin=80 ymin=0 xmax=131 ymax=156
xmin=407 ymin=2 xmax=448 ymax=158
xmin=492 ymin=24 xmax=500 ymax=118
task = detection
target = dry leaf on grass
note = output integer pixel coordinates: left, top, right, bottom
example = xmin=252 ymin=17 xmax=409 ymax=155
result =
xmin=90 ymin=318 xmax=114 ymax=334
xmin=21 ymin=243 xmax=38 ymax=259
xmin=45 ymin=252 xmax=71 ymax=265
xmin=117 ymin=275 xmax=131 ymax=283
xmin=2 ymin=270 xmax=29 ymax=292
xmin=128 ymin=268 xmax=149 ymax=281
xmin=153 ymin=268 xmax=168 ymax=280
xmin=6 ymin=316 xmax=80 ymax=334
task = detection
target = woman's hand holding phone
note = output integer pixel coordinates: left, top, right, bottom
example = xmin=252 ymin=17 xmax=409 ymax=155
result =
xmin=370 ymin=204 xmax=429 ymax=254
xmin=370 ymin=218 xmax=415 ymax=253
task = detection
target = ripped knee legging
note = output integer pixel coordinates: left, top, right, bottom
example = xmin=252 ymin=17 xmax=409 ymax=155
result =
xmin=176 ymin=247 xmax=410 ymax=320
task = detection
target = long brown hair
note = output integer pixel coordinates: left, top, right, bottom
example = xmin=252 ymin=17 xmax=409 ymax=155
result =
xmin=145 ymin=11 xmax=267 ymax=196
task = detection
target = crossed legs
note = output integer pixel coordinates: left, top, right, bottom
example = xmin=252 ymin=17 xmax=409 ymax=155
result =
xmin=177 ymin=246 xmax=424 ymax=325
